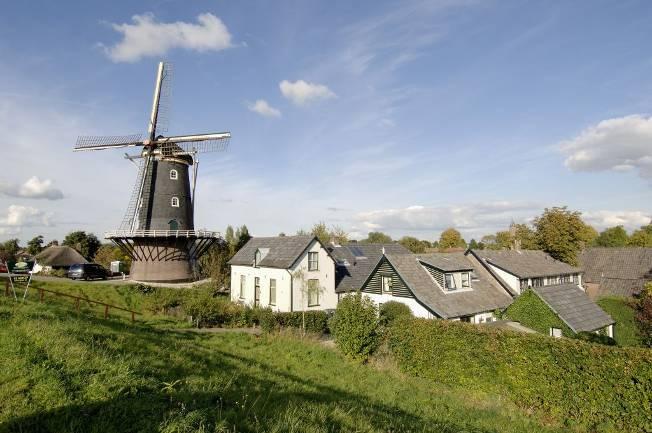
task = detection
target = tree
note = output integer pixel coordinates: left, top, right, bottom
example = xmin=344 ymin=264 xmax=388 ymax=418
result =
xmin=62 ymin=231 xmax=101 ymax=260
xmin=94 ymin=244 xmax=132 ymax=272
xmin=594 ymin=226 xmax=629 ymax=247
xmin=533 ymin=207 xmax=594 ymax=266
xmin=224 ymin=225 xmax=235 ymax=251
xmin=399 ymin=236 xmax=426 ymax=253
xmin=0 ymin=238 xmax=20 ymax=262
xmin=361 ymin=232 xmax=393 ymax=244
xmin=300 ymin=222 xmax=349 ymax=245
xmin=468 ymin=239 xmax=479 ymax=249
xmin=45 ymin=240 xmax=59 ymax=248
xmin=636 ymin=284 xmax=652 ymax=348
xmin=329 ymin=225 xmax=349 ymax=245
xmin=512 ymin=223 xmax=538 ymax=250
xmin=439 ymin=228 xmax=465 ymax=250
xmin=198 ymin=239 xmax=231 ymax=291
xmin=310 ymin=222 xmax=329 ymax=244
xmin=27 ymin=235 xmax=44 ymax=256
xmin=292 ymin=268 xmax=325 ymax=336
xmin=234 ymin=225 xmax=251 ymax=252
xmin=628 ymin=223 xmax=652 ymax=247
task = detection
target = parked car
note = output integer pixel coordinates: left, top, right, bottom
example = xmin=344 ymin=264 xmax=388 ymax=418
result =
xmin=68 ymin=263 xmax=109 ymax=280
xmin=0 ymin=263 xmax=7 ymax=273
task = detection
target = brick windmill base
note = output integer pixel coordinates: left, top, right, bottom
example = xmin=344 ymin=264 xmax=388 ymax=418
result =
xmin=107 ymin=230 xmax=219 ymax=283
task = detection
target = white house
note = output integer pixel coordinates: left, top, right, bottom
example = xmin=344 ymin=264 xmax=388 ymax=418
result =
xmin=228 ymin=236 xmax=337 ymax=312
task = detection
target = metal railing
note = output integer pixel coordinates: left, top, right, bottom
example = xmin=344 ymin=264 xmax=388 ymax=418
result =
xmin=105 ymin=229 xmax=220 ymax=238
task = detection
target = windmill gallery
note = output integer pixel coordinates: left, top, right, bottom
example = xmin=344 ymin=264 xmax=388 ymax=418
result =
xmin=74 ymin=62 xmax=230 ymax=282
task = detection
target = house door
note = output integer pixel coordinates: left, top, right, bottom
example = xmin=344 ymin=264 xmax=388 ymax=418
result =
xmin=168 ymin=219 xmax=179 ymax=230
xmin=254 ymin=277 xmax=261 ymax=307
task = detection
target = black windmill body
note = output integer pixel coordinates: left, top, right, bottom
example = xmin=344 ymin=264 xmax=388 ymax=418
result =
xmin=74 ymin=62 xmax=229 ymax=282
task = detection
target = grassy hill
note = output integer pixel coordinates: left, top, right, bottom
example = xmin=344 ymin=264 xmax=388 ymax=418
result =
xmin=0 ymin=296 xmax=569 ymax=433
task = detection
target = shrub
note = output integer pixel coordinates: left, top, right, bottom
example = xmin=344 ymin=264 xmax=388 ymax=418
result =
xmin=635 ymin=284 xmax=652 ymax=348
xmin=388 ymin=317 xmax=652 ymax=432
xmin=258 ymin=308 xmax=277 ymax=333
xmin=573 ymin=331 xmax=616 ymax=346
xmin=379 ymin=301 xmax=412 ymax=327
xmin=330 ymin=293 xmax=379 ymax=362
xmin=50 ymin=269 xmax=67 ymax=278
xmin=274 ymin=311 xmax=330 ymax=334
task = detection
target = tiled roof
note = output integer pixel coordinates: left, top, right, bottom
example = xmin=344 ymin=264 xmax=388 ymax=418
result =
xmin=470 ymin=249 xmax=581 ymax=278
xmin=228 ymin=236 xmax=317 ymax=268
xmin=579 ymin=247 xmax=652 ymax=297
xmin=532 ymin=284 xmax=614 ymax=332
xmin=332 ymin=243 xmax=410 ymax=292
xmin=384 ymin=253 xmax=513 ymax=318
xmin=417 ymin=253 xmax=473 ymax=272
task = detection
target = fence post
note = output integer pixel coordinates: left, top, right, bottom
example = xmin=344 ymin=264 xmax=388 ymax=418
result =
xmin=131 ymin=311 xmax=135 ymax=323
xmin=39 ymin=289 xmax=44 ymax=302
xmin=104 ymin=305 xmax=109 ymax=319
xmin=75 ymin=298 xmax=80 ymax=312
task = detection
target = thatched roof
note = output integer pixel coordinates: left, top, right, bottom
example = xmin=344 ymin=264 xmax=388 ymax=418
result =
xmin=35 ymin=246 xmax=88 ymax=267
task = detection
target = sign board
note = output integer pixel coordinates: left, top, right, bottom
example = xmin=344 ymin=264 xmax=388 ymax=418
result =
xmin=3 ymin=260 xmax=33 ymax=301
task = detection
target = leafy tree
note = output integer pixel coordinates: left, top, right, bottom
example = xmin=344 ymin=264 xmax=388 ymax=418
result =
xmin=439 ymin=228 xmax=466 ymax=250
xmin=234 ymin=225 xmax=251 ymax=252
xmin=330 ymin=293 xmax=379 ymax=362
xmin=94 ymin=244 xmax=132 ymax=272
xmin=329 ymin=225 xmax=349 ymax=245
xmin=224 ymin=226 xmax=235 ymax=250
xmin=198 ymin=239 xmax=231 ymax=291
xmin=635 ymin=284 xmax=652 ymax=348
xmin=628 ymin=223 xmax=652 ymax=247
xmin=62 ymin=231 xmax=101 ymax=260
xmin=310 ymin=221 xmax=329 ymax=244
xmin=468 ymin=239 xmax=479 ymax=249
xmin=45 ymin=240 xmax=59 ymax=248
xmin=512 ymin=223 xmax=538 ymax=250
xmin=361 ymin=232 xmax=393 ymax=244
xmin=0 ymin=239 xmax=20 ymax=262
xmin=27 ymin=235 xmax=44 ymax=256
xmin=533 ymin=207 xmax=593 ymax=266
xmin=399 ymin=236 xmax=427 ymax=253
xmin=594 ymin=225 xmax=629 ymax=247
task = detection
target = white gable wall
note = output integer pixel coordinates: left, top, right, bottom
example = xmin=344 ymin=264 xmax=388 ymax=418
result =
xmin=230 ymin=239 xmax=337 ymax=312
xmin=488 ymin=264 xmax=521 ymax=294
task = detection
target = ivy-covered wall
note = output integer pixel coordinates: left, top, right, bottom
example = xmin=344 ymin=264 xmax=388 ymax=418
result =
xmin=504 ymin=289 xmax=573 ymax=336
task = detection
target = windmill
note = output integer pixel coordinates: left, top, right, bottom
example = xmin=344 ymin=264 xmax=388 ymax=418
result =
xmin=73 ymin=62 xmax=229 ymax=282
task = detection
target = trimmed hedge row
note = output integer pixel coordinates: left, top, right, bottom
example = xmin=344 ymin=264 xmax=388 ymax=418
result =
xmin=388 ymin=317 xmax=652 ymax=432
xmin=183 ymin=293 xmax=330 ymax=333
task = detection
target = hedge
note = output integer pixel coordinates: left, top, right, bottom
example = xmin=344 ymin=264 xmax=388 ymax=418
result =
xmin=388 ymin=317 xmax=652 ymax=432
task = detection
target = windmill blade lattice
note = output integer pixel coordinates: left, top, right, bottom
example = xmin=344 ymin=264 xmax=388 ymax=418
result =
xmin=153 ymin=62 xmax=173 ymax=136
xmin=74 ymin=134 xmax=143 ymax=151
xmin=159 ymin=135 xmax=230 ymax=156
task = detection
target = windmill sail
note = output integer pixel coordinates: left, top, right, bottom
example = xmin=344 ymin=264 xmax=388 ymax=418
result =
xmin=74 ymin=134 xmax=143 ymax=151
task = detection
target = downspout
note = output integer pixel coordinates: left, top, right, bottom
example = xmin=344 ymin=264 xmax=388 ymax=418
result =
xmin=287 ymin=269 xmax=294 ymax=312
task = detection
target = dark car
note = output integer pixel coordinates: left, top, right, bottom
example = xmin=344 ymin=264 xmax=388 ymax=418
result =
xmin=68 ymin=263 xmax=109 ymax=280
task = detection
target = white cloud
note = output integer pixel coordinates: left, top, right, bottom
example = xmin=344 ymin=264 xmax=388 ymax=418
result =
xmin=247 ymin=99 xmax=281 ymax=118
xmin=582 ymin=210 xmax=651 ymax=231
xmin=279 ymin=80 xmax=336 ymax=106
xmin=104 ymin=13 xmax=233 ymax=63
xmin=0 ymin=205 xmax=52 ymax=235
xmin=355 ymin=202 xmax=541 ymax=239
xmin=560 ymin=115 xmax=652 ymax=179
xmin=0 ymin=176 xmax=64 ymax=200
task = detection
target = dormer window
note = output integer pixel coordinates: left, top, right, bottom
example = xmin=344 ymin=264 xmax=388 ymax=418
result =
xmin=445 ymin=274 xmax=457 ymax=291
xmin=170 ymin=169 xmax=178 ymax=180
xmin=461 ymin=272 xmax=470 ymax=288
xmin=171 ymin=196 xmax=179 ymax=207
xmin=254 ymin=249 xmax=262 ymax=267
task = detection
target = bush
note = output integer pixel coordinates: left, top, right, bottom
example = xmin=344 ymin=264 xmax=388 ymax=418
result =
xmin=573 ymin=331 xmax=616 ymax=346
xmin=258 ymin=308 xmax=277 ymax=333
xmin=274 ymin=311 xmax=330 ymax=334
xmin=330 ymin=293 xmax=379 ymax=362
xmin=379 ymin=301 xmax=412 ymax=327
xmin=50 ymin=269 xmax=67 ymax=278
xmin=388 ymin=317 xmax=652 ymax=432
xmin=635 ymin=284 xmax=652 ymax=348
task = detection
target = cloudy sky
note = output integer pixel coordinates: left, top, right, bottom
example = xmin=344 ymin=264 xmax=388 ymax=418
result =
xmin=1 ymin=0 xmax=651 ymax=243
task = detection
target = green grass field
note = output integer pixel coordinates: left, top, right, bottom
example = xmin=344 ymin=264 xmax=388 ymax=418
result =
xmin=0 ymin=296 xmax=574 ymax=433
xmin=596 ymin=296 xmax=642 ymax=347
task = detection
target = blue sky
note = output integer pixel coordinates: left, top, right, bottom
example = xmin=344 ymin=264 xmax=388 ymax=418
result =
xmin=1 ymin=0 xmax=651 ymax=243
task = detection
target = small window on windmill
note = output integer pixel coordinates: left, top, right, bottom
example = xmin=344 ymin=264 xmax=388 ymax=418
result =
xmin=170 ymin=169 xmax=178 ymax=180
xmin=171 ymin=196 xmax=180 ymax=207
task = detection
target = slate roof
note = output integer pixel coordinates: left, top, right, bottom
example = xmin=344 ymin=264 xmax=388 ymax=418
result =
xmin=228 ymin=236 xmax=318 ymax=269
xmin=34 ymin=246 xmax=88 ymax=267
xmin=470 ymin=249 xmax=581 ymax=278
xmin=579 ymin=247 xmax=652 ymax=297
xmin=332 ymin=243 xmax=410 ymax=292
xmin=417 ymin=253 xmax=473 ymax=272
xmin=383 ymin=253 xmax=513 ymax=318
xmin=532 ymin=284 xmax=614 ymax=332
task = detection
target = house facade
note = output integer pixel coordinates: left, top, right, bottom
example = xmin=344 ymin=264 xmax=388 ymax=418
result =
xmin=228 ymin=236 xmax=337 ymax=312
xmin=347 ymin=252 xmax=513 ymax=323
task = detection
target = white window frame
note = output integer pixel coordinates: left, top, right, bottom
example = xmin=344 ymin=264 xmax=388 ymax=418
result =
xmin=308 ymin=252 xmax=319 ymax=271
xmin=239 ymin=275 xmax=246 ymax=299
xmin=171 ymin=196 xmax=180 ymax=207
xmin=461 ymin=272 xmax=470 ymax=288
xmin=445 ymin=274 xmax=456 ymax=291
xmin=381 ymin=275 xmax=392 ymax=293
xmin=307 ymin=279 xmax=320 ymax=306
xmin=269 ymin=279 xmax=276 ymax=306
xmin=170 ymin=169 xmax=178 ymax=180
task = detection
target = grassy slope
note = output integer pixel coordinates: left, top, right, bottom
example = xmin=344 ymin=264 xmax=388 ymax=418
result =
xmin=597 ymin=296 xmax=642 ymax=346
xmin=0 ymin=298 xmax=569 ymax=433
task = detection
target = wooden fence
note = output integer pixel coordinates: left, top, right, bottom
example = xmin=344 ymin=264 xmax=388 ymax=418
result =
xmin=3 ymin=281 xmax=141 ymax=322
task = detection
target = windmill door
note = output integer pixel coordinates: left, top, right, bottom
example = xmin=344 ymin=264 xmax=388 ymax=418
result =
xmin=254 ymin=277 xmax=261 ymax=307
